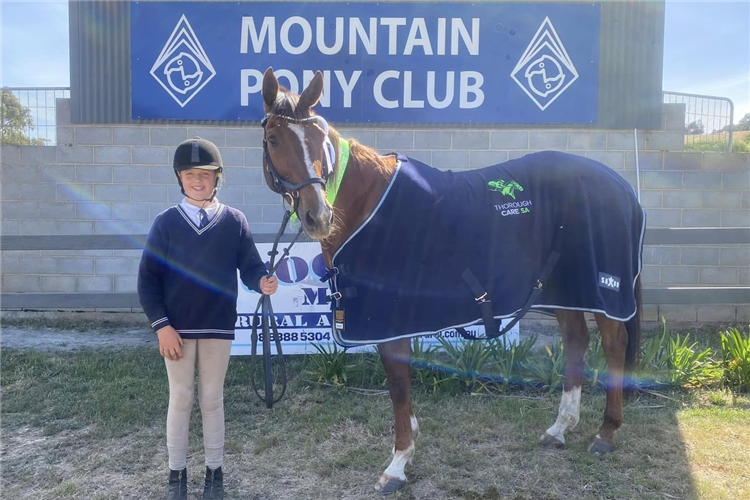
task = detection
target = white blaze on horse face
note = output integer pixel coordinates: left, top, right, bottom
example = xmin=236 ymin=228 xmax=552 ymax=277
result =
xmin=382 ymin=442 xmax=414 ymax=481
xmin=287 ymin=123 xmax=319 ymax=181
xmin=544 ymin=385 xmax=582 ymax=444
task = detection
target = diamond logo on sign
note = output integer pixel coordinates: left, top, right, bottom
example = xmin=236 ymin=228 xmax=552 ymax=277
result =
xmin=511 ymin=17 xmax=579 ymax=111
xmin=150 ymin=15 xmax=216 ymax=107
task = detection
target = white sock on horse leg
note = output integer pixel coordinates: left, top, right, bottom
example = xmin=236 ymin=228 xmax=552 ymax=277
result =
xmin=383 ymin=442 xmax=415 ymax=481
xmin=544 ymin=386 xmax=582 ymax=443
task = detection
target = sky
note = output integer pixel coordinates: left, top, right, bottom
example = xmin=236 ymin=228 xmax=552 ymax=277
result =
xmin=1 ymin=0 xmax=749 ymax=122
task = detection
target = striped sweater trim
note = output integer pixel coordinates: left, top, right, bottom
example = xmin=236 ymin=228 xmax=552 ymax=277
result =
xmin=151 ymin=317 xmax=169 ymax=328
xmin=175 ymin=204 xmax=226 ymax=235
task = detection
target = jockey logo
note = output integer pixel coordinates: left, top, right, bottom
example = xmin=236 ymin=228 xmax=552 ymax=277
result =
xmin=511 ymin=16 xmax=579 ymax=111
xmin=488 ymin=179 xmax=523 ymax=199
xmin=150 ymin=14 xmax=216 ymax=107
xmin=598 ymin=272 xmax=621 ymax=292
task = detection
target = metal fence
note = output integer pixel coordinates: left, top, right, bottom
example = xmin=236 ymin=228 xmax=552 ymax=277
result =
xmin=663 ymin=91 xmax=735 ymax=152
xmin=0 ymin=87 xmax=739 ymax=150
xmin=2 ymin=87 xmax=70 ymax=146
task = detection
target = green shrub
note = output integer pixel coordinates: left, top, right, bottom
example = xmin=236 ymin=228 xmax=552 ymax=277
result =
xmin=346 ymin=351 xmax=388 ymax=389
xmin=664 ymin=334 xmax=719 ymax=387
xmin=437 ymin=337 xmax=495 ymax=393
xmin=639 ymin=318 xmax=718 ymax=388
xmin=719 ymin=328 xmax=750 ymax=394
xmin=305 ymin=342 xmax=354 ymax=387
xmin=522 ymin=341 xmax=566 ymax=393
xmin=488 ymin=335 xmax=537 ymax=392
xmin=410 ymin=337 xmax=443 ymax=390
xmin=683 ymin=139 xmax=750 ymax=153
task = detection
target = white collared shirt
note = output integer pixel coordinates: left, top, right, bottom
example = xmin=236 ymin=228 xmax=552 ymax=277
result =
xmin=179 ymin=198 xmax=221 ymax=226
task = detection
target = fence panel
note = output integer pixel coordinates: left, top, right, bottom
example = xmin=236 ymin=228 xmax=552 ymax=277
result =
xmin=2 ymin=87 xmax=70 ymax=146
xmin=663 ymin=91 xmax=735 ymax=151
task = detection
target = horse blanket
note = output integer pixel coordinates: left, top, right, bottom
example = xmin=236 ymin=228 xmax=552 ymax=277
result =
xmin=328 ymin=151 xmax=646 ymax=346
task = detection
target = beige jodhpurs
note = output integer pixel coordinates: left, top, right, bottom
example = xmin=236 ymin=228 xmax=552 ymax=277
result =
xmin=164 ymin=338 xmax=231 ymax=470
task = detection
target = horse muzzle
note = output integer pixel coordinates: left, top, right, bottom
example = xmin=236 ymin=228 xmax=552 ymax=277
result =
xmin=299 ymin=203 xmax=333 ymax=240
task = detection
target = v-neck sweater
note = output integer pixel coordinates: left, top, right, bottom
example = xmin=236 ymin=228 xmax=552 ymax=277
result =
xmin=137 ymin=204 xmax=267 ymax=339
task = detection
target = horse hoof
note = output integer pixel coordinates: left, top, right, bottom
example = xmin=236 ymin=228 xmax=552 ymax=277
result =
xmin=374 ymin=475 xmax=406 ymax=495
xmin=539 ymin=432 xmax=565 ymax=449
xmin=588 ymin=437 xmax=616 ymax=455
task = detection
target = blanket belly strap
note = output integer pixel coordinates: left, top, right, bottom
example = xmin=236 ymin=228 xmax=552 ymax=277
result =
xmin=457 ymin=250 xmax=561 ymax=340
xmin=457 ymin=268 xmax=499 ymax=340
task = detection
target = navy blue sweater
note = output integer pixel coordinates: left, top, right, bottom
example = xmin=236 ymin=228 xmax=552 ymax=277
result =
xmin=137 ymin=204 xmax=267 ymax=340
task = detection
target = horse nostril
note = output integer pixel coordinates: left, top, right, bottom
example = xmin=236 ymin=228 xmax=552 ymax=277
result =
xmin=305 ymin=210 xmax=316 ymax=228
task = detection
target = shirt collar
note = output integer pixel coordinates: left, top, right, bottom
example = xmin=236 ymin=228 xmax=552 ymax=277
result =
xmin=180 ymin=198 xmax=221 ymax=223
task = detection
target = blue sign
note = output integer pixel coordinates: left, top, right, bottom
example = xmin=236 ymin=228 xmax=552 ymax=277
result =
xmin=131 ymin=2 xmax=600 ymax=124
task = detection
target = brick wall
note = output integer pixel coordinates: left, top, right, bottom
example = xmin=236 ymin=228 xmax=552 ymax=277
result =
xmin=1 ymin=99 xmax=749 ymax=322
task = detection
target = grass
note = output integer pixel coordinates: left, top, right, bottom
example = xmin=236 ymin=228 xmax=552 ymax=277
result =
xmin=2 ymin=346 xmax=749 ymax=500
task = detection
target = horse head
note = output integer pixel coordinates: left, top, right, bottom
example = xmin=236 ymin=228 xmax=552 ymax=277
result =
xmin=260 ymin=67 xmax=334 ymax=240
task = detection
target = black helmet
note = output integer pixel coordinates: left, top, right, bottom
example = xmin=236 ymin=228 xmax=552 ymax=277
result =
xmin=173 ymin=137 xmax=223 ymax=201
xmin=173 ymin=137 xmax=223 ymax=172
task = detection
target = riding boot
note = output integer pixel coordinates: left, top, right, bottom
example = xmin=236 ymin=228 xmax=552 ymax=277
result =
xmin=202 ymin=466 xmax=224 ymax=500
xmin=166 ymin=467 xmax=187 ymax=500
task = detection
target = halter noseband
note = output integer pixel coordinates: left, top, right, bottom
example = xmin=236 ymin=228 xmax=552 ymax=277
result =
xmin=261 ymin=113 xmax=335 ymax=212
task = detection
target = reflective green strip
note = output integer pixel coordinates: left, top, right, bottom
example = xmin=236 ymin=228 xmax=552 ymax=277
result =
xmin=326 ymin=137 xmax=350 ymax=207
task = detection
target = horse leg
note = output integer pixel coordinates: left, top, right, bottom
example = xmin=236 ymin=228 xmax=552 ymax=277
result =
xmin=588 ymin=314 xmax=627 ymax=455
xmin=375 ymin=338 xmax=417 ymax=495
xmin=540 ymin=310 xmax=589 ymax=448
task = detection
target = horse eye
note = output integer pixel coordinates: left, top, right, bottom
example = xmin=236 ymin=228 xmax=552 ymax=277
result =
xmin=268 ymin=136 xmax=280 ymax=147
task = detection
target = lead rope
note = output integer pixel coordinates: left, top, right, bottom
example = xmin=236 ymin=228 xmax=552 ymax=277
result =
xmin=250 ymin=209 xmax=304 ymax=408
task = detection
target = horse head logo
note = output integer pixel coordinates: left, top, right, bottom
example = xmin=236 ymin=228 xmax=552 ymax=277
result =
xmin=488 ymin=180 xmax=524 ymax=199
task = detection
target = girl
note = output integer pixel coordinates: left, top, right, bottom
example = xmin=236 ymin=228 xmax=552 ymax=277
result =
xmin=138 ymin=137 xmax=278 ymax=500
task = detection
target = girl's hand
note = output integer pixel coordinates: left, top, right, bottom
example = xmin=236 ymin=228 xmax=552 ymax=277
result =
xmin=157 ymin=326 xmax=184 ymax=360
xmin=259 ymin=275 xmax=279 ymax=295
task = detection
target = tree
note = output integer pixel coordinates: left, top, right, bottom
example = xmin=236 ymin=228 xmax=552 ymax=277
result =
xmin=737 ymin=113 xmax=750 ymax=131
xmin=686 ymin=119 xmax=705 ymax=135
xmin=1 ymin=90 xmax=46 ymax=145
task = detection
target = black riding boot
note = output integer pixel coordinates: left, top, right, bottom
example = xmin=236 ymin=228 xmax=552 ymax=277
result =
xmin=202 ymin=466 xmax=224 ymax=500
xmin=166 ymin=467 xmax=187 ymax=500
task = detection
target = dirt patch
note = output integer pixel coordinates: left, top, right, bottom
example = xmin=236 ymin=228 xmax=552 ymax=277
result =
xmin=1 ymin=327 xmax=156 ymax=351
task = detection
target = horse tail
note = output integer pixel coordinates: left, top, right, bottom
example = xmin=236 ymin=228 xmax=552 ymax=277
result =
xmin=624 ymin=275 xmax=642 ymax=395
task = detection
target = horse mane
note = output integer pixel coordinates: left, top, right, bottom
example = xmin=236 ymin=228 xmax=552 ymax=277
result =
xmin=347 ymin=138 xmax=395 ymax=180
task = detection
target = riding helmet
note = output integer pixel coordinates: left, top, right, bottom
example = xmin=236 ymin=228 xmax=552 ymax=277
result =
xmin=173 ymin=137 xmax=223 ymax=173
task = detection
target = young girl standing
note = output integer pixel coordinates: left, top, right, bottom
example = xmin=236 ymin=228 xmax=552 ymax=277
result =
xmin=138 ymin=137 xmax=278 ymax=500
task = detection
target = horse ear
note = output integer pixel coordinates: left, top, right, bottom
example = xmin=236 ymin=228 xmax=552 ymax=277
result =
xmin=262 ymin=67 xmax=278 ymax=112
xmin=298 ymin=71 xmax=324 ymax=112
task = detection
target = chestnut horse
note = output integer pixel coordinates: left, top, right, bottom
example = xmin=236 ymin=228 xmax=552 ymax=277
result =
xmin=258 ymin=68 xmax=642 ymax=495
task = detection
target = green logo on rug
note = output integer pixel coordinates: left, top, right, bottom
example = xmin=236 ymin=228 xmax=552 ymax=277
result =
xmin=488 ymin=180 xmax=524 ymax=199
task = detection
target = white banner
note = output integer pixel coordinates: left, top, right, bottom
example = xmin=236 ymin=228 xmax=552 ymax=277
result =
xmin=232 ymin=242 xmax=518 ymax=355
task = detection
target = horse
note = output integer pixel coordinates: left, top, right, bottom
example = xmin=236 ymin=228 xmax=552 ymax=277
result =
xmin=258 ymin=67 xmax=644 ymax=495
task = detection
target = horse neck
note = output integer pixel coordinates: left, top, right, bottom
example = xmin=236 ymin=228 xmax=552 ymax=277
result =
xmin=322 ymin=128 xmax=397 ymax=266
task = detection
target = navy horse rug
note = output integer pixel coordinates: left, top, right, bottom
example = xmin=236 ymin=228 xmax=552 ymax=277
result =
xmin=328 ymin=151 xmax=646 ymax=346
